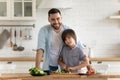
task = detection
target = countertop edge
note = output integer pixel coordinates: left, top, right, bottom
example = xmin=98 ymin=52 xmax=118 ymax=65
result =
xmin=0 ymin=57 xmax=120 ymax=61
xmin=0 ymin=73 xmax=120 ymax=79
xmin=0 ymin=57 xmax=35 ymax=61
xmin=90 ymin=57 xmax=120 ymax=61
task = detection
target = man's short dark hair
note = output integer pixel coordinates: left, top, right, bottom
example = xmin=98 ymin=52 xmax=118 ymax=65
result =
xmin=48 ymin=8 xmax=61 ymax=17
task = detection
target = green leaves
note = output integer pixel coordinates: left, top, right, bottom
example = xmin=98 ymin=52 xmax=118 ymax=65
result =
xmin=29 ymin=67 xmax=46 ymax=76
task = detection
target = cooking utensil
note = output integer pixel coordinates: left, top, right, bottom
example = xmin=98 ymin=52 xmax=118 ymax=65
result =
xmin=17 ymin=28 xmax=24 ymax=51
xmin=0 ymin=29 xmax=10 ymax=49
xmin=10 ymin=28 xmax=13 ymax=47
xmin=13 ymin=28 xmax=18 ymax=51
xmin=24 ymin=28 xmax=32 ymax=40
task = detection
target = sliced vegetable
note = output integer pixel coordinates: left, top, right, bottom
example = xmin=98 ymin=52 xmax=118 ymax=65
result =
xmin=86 ymin=69 xmax=96 ymax=74
xmin=29 ymin=67 xmax=46 ymax=75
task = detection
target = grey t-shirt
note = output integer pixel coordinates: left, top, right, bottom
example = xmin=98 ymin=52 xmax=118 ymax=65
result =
xmin=49 ymin=28 xmax=63 ymax=66
xmin=60 ymin=43 xmax=86 ymax=72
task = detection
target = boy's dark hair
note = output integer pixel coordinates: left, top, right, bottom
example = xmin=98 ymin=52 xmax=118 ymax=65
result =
xmin=48 ymin=8 xmax=61 ymax=17
xmin=62 ymin=29 xmax=77 ymax=44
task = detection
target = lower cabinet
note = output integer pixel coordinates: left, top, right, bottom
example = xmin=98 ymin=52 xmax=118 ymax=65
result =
xmin=91 ymin=61 xmax=120 ymax=74
xmin=108 ymin=79 xmax=120 ymax=80
xmin=13 ymin=61 xmax=35 ymax=73
xmin=91 ymin=61 xmax=120 ymax=80
xmin=0 ymin=61 xmax=35 ymax=73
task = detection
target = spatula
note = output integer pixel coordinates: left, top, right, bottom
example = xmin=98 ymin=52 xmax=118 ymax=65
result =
xmin=13 ymin=28 xmax=18 ymax=51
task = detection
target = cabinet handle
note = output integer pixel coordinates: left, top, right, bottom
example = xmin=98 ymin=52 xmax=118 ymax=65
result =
xmin=7 ymin=61 xmax=12 ymax=64
xmin=97 ymin=61 xmax=102 ymax=64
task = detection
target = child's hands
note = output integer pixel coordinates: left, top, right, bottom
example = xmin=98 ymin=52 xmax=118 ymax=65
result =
xmin=61 ymin=64 xmax=67 ymax=70
xmin=87 ymin=64 xmax=94 ymax=71
xmin=67 ymin=66 xmax=76 ymax=71
xmin=86 ymin=64 xmax=96 ymax=74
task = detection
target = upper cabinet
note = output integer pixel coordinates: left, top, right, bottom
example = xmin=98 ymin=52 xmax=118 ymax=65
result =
xmin=0 ymin=0 xmax=36 ymax=20
xmin=12 ymin=0 xmax=36 ymax=20
xmin=0 ymin=0 xmax=10 ymax=20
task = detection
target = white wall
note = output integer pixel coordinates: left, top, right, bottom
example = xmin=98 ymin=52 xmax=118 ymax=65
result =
xmin=0 ymin=0 xmax=120 ymax=58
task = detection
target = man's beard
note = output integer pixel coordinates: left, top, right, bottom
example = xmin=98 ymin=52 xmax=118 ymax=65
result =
xmin=52 ymin=23 xmax=61 ymax=30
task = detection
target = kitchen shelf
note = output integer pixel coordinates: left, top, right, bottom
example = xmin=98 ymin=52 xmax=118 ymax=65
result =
xmin=0 ymin=24 xmax=35 ymax=28
xmin=109 ymin=15 xmax=120 ymax=19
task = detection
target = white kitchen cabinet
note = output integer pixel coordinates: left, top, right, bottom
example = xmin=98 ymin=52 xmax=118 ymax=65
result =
xmin=0 ymin=0 xmax=10 ymax=20
xmin=11 ymin=0 xmax=36 ymax=20
xmin=0 ymin=61 xmax=36 ymax=73
xmin=12 ymin=61 xmax=35 ymax=73
xmin=0 ymin=0 xmax=36 ymax=20
xmin=91 ymin=61 xmax=120 ymax=80
xmin=91 ymin=61 xmax=120 ymax=74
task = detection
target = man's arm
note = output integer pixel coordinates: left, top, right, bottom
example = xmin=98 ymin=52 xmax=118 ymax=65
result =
xmin=35 ymin=49 xmax=44 ymax=69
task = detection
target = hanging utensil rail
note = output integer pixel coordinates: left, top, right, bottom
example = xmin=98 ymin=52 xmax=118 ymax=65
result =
xmin=0 ymin=24 xmax=35 ymax=28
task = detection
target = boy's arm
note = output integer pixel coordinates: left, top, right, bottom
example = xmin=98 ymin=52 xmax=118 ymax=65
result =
xmin=67 ymin=57 xmax=89 ymax=71
xmin=58 ymin=56 xmax=67 ymax=70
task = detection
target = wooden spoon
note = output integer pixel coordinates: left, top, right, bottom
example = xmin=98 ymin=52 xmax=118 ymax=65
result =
xmin=10 ymin=28 xmax=13 ymax=47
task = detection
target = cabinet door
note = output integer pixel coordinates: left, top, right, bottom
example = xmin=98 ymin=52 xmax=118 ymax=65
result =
xmin=0 ymin=0 xmax=10 ymax=20
xmin=0 ymin=61 xmax=35 ymax=73
xmin=13 ymin=61 xmax=35 ymax=73
xmin=12 ymin=0 xmax=36 ymax=20
xmin=91 ymin=61 xmax=120 ymax=74
xmin=0 ymin=61 xmax=16 ymax=73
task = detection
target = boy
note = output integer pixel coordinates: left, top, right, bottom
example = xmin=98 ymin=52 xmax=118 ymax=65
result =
xmin=58 ymin=29 xmax=92 ymax=73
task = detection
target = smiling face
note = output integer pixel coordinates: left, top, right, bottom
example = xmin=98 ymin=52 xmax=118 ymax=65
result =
xmin=62 ymin=29 xmax=77 ymax=48
xmin=48 ymin=13 xmax=62 ymax=31
xmin=65 ymin=35 xmax=76 ymax=48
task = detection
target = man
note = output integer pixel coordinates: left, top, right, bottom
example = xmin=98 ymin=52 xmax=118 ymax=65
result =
xmin=35 ymin=8 xmax=70 ymax=71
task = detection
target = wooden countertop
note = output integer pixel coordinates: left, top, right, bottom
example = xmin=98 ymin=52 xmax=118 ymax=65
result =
xmin=0 ymin=57 xmax=120 ymax=61
xmin=90 ymin=57 xmax=120 ymax=61
xmin=0 ymin=73 xmax=120 ymax=80
xmin=0 ymin=57 xmax=35 ymax=61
